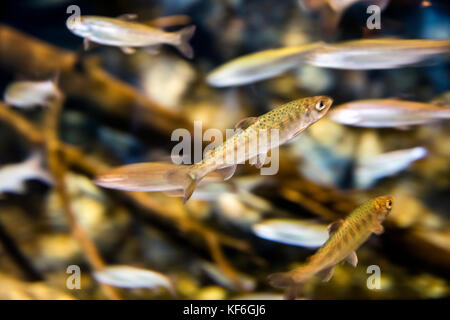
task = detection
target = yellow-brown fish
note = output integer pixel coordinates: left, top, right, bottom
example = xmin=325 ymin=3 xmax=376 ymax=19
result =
xmin=268 ymin=195 xmax=393 ymax=299
xmin=305 ymin=39 xmax=450 ymax=69
xmin=206 ymin=42 xmax=325 ymax=87
xmin=66 ymin=15 xmax=196 ymax=58
xmin=95 ymin=96 xmax=333 ymax=203
xmin=329 ymin=99 xmax=450 ymax=128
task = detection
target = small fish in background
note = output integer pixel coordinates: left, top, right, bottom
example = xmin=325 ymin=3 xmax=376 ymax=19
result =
xmin=66 ymin=15 xmax=196 ymax=58
xmin=95 ymin=162 xmax=224 ymax=192
xmin=355 ymin=147 xmax=428 ymax=189
xmin=93 ymin=265 xmax=175 ymax=296
xmin=305 ymin=39 xmax=450 ymax=70
xmin=200 ymin=261 xmax=256 ymax=292
xmin=4 ymin=79 xmax=60 ymax=108
xmin=0 ymin=152 xmax=52 ymax=194
xmin=253 ymin=219 xmax=329 ymax=249
xmin=206 ymin=42 xmax=325 ymax=87
xmin=328 ymin=99 xmax=450 ymax=128
xmin=95 ymin=96 xmax=333 ymax=203
xmin=268 ymin=195 xmax=393 ymax=299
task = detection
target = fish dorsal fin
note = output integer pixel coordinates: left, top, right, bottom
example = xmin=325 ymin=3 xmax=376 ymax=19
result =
xmin=345 ymin=251 xmax=358 ymax=267
xmin=318 ymin=266 xmax=335 ymax=282
xmin=235 ymin=117 xmax=258 ymax=130
xmin=327 ymin=219 xmax=344 ymax=235
xmin=117 ymin=13 xmax=138 ymax=21
xmin=214 ymin=165 xmax=237 ymax=181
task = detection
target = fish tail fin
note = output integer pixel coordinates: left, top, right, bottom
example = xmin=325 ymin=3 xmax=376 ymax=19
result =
xmin=268 ymin=265 xmax=312 ymax=300
xmin=167 ymin=164 xmax=204 ymax=203
xmin=174 ymin=25 xmax=196 ymax=59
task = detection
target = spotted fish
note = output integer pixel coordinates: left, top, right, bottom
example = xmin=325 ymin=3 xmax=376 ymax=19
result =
xmin=96 ymin=96 xmax=333 ymax=203
xmin=268 ymin=195 xmax=393 ymax=299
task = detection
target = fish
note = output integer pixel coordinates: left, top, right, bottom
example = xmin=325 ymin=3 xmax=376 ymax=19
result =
xmin=206 ymin=42 xmax=325 ymax=87
xmin=66 ymin=15 xmax=196 ymax=58
xmin=4 ymin=79 xmax=60 ymax=108
xmin=0 ymin=152 xmax=52 ymax=194
xmin=252 ymin=219 xmax=329 ymax=248
xmin=95 ymin=96 xmax=333 ymax=203
xmin=200 ymin=261 xmax=256 ymax=292
xmin=355 ymin=147 xmax=427 ymax=189
xmin=268 ymin=195 xmax=393 ymax=299
xmin=305 ymin=39 xmax=450 ymax=70
xmin=93 ymin=265 xmax=175 ymax=295
xmin=328 ymin=99 xmax=450 ymax=128
xmin=95 ymin=162 xmax=224 ymax=192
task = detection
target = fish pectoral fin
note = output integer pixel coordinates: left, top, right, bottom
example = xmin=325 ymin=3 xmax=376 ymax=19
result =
xmin=183 ymin=178 xmax=198 ymax=204
xmin=117 ymin=13 xmax=138 ymax=21
xmin=143 ymin=44 xmax=162 ymax=55
xmin=234 ymin=117 xmax=258 ymax=130
xmin=214 ymin=165 xmax=237 ymax=181
xmin=318 ymin=266 xmax=335 ymax=282
xmin=249 ymin=153 xmax=267 ymax=169
xmin=370 ymin=223 xmax=384 ymax=235
xmin=120 ymin=46 xmax=136 ymax=54
xmin=345 ymin=251 xmax=358 ymax=267
xmin=327 ymin=219 xmax=344 ymax=235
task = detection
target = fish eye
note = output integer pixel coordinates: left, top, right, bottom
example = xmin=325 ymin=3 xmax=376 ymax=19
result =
xmin=386 ymin=199 xmax=393 ymax=210
xmin=315 ymin=100 xmax=326 ymax=111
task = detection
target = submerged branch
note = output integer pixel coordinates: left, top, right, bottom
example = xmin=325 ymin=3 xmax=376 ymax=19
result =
xmin=43 ymin=95 xmax=122 ymax=300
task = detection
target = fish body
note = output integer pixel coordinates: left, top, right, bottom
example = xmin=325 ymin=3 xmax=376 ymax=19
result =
xmin=96 ymin=96 xmax=332 ymax=203
xmin=329 ymin=99 xmax=450 ymax=128
xmin=355 ymin=147 xmax=427 ymax=189
xmin=306 ymin=39 xmax=450 ymax=69
xmin=206 ymin=42 xmax=324 ymax=87
xmin=93 ymin=265 xmax=174 ymax=295
xmin=67 ymin=15 xmax=196 ymax=58
xmin=4 ymin=80 xmax=60 ymax=108
xmin=268 ymin=195 xmax=393 ymax=299
xmin=0 ymin=152 xmax=52 ymax=194
xmin=253 ymin=219 xmax=329 ymax=249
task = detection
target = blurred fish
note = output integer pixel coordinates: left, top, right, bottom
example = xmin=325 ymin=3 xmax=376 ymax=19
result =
xmin=4 ymin=79 xmax=60 ymax=108
xmin=95 ymin=162 xmax=223 ymax=192
xmin=0 ymin=152 xmax=52 ymax=194
xmin=253 ymin=218 xmax=329 ymax=248
xmin=66 ymin=15 xmax=196 ymax=58
xmin=355 ymin=147 xmax=428 ymax=189
xmin=269 ymin=195 xmax=393 ymax=299
xmin=430 ymin=91 xmax=450 ymax=107
xmin=93 ymin=265 xmax=174 ymax=295
xmin=200 ymin=261 xmax=256 ymax=291
xmin=96 ymin=96 xmax=333 ymax=203
xmin=206 ymin=42 xmax=324 ymax=87
xmin=329 ymin=99 xmax=450 ymax=128
xmin=305 ymin=39 xmax=450 ymax=69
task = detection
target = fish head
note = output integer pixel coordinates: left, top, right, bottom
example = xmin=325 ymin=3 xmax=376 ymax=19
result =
xmin=66 ymin=16 xmax=90 ymax=37
xmin=302 ymin=96 xmax=333 ymax=122
xmin=374 ymin=195 xmax=394 ymax=221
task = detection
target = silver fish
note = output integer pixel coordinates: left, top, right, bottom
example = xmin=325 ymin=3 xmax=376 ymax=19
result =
xmin=67 ymin=15 xmax=196 ymax=58
xmin=0 ymin=152 xmax=52 ymax=194
xmin=329 ymin=99 xmax=450 ymax=128
xmin=4 ymin=80 xmax=60 ymax=108
xmin=93 ymin=265 xmax=174 ymax=295
xmin=305 ymin=39 xmax=450 ymax=70
xmin=355 ymin=147 xmax=427 ymax=189
xmin=206 ymin=42 xmax=324 ymax=87
xmin=252 ymin=218 xmax=329 ymax=248
xmin=200 ymin=261 xmax=256 ymax=291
